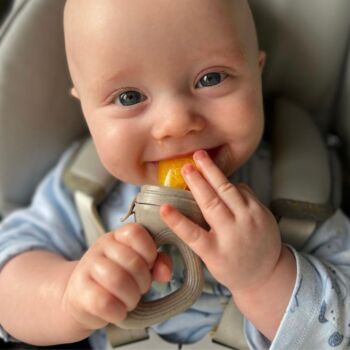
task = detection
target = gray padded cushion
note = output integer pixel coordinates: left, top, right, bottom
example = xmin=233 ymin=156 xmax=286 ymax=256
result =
xmin=336 ymin=40 xmax=350 ymax=168
xmin=249 ymin=0 xmax=350 ymax=131
xmin=271 ymin=98 xmax=334 ymax=221
xmin=0 ymin=0 xmax=87 ymax=214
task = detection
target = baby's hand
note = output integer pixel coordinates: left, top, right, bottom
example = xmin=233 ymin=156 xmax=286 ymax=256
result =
xmin=160 ymin=150 xmax=282 ymax=295
xmin=62 ymin=223 xmax=171 ymax=331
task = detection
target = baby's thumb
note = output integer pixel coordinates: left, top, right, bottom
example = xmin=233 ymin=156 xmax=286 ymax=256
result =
xmin=151 ymin=252 xmax=173 ymax=283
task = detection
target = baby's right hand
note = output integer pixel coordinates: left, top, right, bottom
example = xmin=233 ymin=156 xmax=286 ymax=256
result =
xmin=62 ymin=223 xmax=171 ymax=332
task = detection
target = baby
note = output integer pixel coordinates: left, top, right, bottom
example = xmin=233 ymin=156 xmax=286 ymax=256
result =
xmin=0 ymin=0 xmax=350 ymax=349
xmin=64 ymin=0 xmax=293 ymax=341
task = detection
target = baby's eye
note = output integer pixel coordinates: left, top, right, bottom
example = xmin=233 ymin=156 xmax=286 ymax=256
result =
xmin=116 ymin=90 xmax=146 ymax=106
xmin=196 ymin=72 xmax=228 ymax=88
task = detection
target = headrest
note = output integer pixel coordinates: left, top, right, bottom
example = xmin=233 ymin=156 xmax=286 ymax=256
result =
xmin=249 ymin=0 xmax=350 ymax=131
xmin=0 ymin=0 xmax=86 ymax=214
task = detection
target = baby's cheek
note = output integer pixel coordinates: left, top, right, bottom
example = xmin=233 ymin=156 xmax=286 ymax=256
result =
xmin=100 ymin=150 xmax=149 ymax=185
xmin=93 ymin=140 xmax=125 ymax=178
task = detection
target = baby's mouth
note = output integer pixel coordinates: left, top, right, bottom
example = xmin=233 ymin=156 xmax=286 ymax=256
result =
xmin=155 ymin=145 xmax=224 ymax=189
xmin=155 ymin=144 xmax=233 ymax=186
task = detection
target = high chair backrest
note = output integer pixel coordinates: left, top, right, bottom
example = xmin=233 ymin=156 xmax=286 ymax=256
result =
xmin=0 ymin=0 xmax=86 ymax=215
xmin=0 ymin=0 xmax=349 ymax=217
xmin=250 ymin=0 xmax=350 ymax=131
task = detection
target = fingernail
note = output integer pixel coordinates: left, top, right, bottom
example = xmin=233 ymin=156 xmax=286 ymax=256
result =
xmin=160 ymin=204 xmax=173 ymax=217
xmin=193 ymin=150 xmax=207 ymax=161
xmin=182 ymin=163 xmax=195 ymax=175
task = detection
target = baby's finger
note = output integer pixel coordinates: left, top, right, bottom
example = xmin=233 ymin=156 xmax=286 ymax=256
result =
xmin=75 ymin=276 xmax=127 ymax=326
xmin=160 ymin=204 xmax=214 ymax=260
xmin=181 ymin=163 xmax=234 ymax=229
xmin=67 ymin=280 xmax=109 ymax=330
xmin=152 ymin=252 xmax=173 ymax=283
xmin=103 ymin=241 xmax=152 ymax=294
xmin=235 ymin=183 xmax=271 ymax=221
xmin=90 ymin=255 xmax=141 ymax=311
xmin=70 ymin=306 xmax=107 ymax=331
xmin=193 ymin=150 xmax=247 ymax=212
xmin=236 ymin=183 xmax=264 ymax=208
xmin=113 ymin=223 xmax=157 ymax=269
xmin=236 ymin=183 xmax=259 ymax=198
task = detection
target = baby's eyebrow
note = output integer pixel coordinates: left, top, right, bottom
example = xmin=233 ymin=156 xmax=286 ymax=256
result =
xmin=88 ymin=45 xmax=246 ymax=97
xmin=101 ymin=71 xmax=126 ymax=85
xmin=191 ymin=44 xmax=247 ymax=67
xmin=99 ymin=71 xmax=124 ymax=86
xmin=88 ymin=69 xmax=131 ymax=96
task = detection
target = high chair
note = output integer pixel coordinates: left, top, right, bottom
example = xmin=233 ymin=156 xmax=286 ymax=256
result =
xmin=0 ymin=0 xmax=349 ymax=349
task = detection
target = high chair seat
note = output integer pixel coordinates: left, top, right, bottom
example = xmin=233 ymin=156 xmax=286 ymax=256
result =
xmin=0 ymin=1 xmax=350 ymax=350
xmin=250 ymin=0 xmax=350 ymax=129
xmin=0 ymin=0 xmax=86 ymax=216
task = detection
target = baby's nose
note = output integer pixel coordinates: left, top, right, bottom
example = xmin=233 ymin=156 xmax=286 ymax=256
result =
xmin=151 ymin=99 xmax=205 ymax=140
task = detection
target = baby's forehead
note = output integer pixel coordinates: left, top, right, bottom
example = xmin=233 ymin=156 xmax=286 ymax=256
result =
xmin=64 ymin=0 xmax=257 ymax=90
xmin=65 ymin=0 xmax=256 ymax=48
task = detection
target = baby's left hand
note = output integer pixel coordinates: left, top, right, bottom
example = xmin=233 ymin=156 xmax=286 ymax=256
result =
xmin=160 ymin=150 xmax=282 ymax=295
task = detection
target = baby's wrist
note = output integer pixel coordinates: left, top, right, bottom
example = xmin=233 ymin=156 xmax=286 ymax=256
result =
xmin=231 ymin=245 xmax=296 ymax=337
xmin=232 ymin=246 xmax=295 ymax=300
xmin=59 ymin=261 xmax=96 ymax=339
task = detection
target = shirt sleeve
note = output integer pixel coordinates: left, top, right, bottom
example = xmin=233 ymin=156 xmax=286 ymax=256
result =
xmin=245 ymin=210 xmax=350 ymax=349
xmin=0 ymin=142 xmax=86 ymax=271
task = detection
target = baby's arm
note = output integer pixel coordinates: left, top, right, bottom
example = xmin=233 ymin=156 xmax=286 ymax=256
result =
xmin=160 ymin=149 xmax=296 ymax=340
xmin=0 ymin=250 xmax=85 ymax=344
xmin=232 ymin=245 xmax=296 ymax=339
xmin=0 ymin=224 xmax=171 ymax=345
xmin=0 ymin=146 xmax=172 ymax=345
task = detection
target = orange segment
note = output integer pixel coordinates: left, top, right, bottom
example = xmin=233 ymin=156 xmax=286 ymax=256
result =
xmin=158 ymin=156 xmax=196 ymax=189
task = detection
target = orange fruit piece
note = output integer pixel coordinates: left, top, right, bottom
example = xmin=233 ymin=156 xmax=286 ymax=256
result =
xmin=158 ymin=156 xmax=196 ymax=189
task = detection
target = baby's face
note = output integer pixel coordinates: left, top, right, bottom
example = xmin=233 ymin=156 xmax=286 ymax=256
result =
xmin=64 ymin=0 xmax=265 ymax=185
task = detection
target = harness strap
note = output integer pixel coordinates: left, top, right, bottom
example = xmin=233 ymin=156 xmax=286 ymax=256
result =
xmin=63 ymin=139 xmax=115 ymax=203
xmin=279 ymin=217 xmax=317 ymax=249
xmin=106 ymin=326 xmax=149 ymax=349
xmin=271 ymin=98 xmax=334 ymax=222
xmin=74 ymin=191 xmax=104 ymax=246
xmin=212 ymin=299 xmax=249 ymax=350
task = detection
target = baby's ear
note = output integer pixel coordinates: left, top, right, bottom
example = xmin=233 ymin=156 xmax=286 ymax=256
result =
xmin=70 ymin=87 xmax=80 ymax=99
xmin=258 ymin=50 xmax=266 ymax=72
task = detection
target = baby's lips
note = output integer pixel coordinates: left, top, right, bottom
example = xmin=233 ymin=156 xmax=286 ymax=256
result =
xmin=158 ymin=156 xmax=198 ymax=189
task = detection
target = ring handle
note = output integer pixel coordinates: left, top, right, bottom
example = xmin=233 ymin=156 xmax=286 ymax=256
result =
xmin=118 ymin=185 xmax=205 ymax=329
xmin=118 ymin=228 xmax=203 ymax=329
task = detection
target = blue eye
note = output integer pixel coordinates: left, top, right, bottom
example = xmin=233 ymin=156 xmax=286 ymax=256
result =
xmin=116 ymin=90 xmax=146 ymax=106
xmin=196 ymin=72 xmax=228 ymax=88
